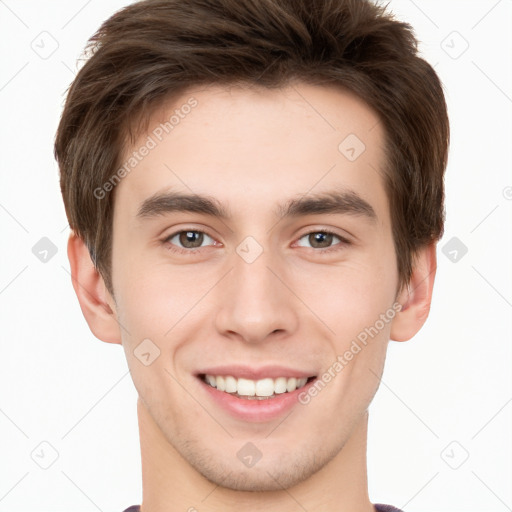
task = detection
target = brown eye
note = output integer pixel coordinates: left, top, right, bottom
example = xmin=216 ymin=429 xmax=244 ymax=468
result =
xmin=295 ymin=230 xmax=350 ymax=252
xmin=308 ymin=232 xmax=334 ymax=248
xmin=179 ymin=231 xmax=203 ymax=248
xmin=165 ymin=230 xmax=215 ymax=252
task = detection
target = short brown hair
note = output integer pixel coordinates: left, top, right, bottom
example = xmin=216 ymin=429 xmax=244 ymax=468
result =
xmin=55 ymin=0 xmax=449 ymax=295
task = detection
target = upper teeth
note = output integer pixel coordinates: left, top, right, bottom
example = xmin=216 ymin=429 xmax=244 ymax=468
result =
xmin=204 ymin=375 xmax=309 ymax=396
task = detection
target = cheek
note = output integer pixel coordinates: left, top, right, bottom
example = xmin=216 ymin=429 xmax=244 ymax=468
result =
xmin=113 ymin=254 xmax=207 ymax=338
xmin=294 ymin=253 xmax=398 ymax=339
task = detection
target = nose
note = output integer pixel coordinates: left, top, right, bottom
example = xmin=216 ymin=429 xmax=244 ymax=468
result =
xmin=213 ymin=247 xmax=299 ymax=345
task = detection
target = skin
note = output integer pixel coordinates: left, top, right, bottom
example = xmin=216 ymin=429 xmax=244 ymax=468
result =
xmin=68 ymin=82 xmax=436 ymax=512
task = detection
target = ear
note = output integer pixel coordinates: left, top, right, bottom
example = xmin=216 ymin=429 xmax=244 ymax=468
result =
xmin=390 ymin=243 xmax=437 ymax=342
xmin=67 ymin=231 xmax=122 ymax=344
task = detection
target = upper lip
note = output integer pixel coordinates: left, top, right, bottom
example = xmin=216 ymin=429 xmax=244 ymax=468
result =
xmin=197 ymin=365 xmax=316 ymax=380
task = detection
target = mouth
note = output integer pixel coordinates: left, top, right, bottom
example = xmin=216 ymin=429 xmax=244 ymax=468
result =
xmin=195 ymin=365 xmax=319 ymax=421
xmin=198 ymin=373 xmax=317 ymax=400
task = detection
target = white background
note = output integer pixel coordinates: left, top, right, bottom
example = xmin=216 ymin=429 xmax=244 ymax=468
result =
xmin=0 ymin=1 xmax=511 ymax=511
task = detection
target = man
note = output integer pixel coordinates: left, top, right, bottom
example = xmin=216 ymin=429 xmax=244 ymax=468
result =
xmin=54 ymin=0 xmax=449 ymax=510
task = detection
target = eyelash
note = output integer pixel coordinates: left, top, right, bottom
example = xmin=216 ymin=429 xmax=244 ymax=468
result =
xmin=162 ymin=228 xmax=351 ymax=255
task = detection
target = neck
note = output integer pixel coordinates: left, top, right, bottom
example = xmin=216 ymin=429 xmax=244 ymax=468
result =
xmin=138 ymin=397 xmax=375 ymax=512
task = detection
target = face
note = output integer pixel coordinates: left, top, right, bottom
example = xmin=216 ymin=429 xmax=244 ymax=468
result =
xmin=110 ymin=82 xmax=400 ymax=491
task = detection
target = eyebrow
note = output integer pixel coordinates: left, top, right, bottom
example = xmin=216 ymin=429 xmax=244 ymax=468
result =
xmin=136 ymin=188 xmax=377 ymax=223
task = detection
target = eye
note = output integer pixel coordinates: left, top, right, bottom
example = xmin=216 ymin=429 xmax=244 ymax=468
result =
xmin=162 ymin=228 xmax=350 ymax=256
xmin=295 ymin=229 xmax=350 ymax=252
xmin=163 ymin=230 xmax=217 ymax=254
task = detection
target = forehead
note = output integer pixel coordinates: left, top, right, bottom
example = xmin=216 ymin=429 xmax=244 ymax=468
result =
xmin=114 ymin=82 xmax=389 ymax=226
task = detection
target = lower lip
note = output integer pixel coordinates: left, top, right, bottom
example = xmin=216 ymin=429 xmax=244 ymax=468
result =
xmin=198 ymin=377 xmax=316 ymax=422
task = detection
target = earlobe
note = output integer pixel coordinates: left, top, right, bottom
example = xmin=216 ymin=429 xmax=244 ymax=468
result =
xmin=390 ymin=243 xmax=437 ymax=342
xmin=67 ymin=231 xmax=122 ymax=344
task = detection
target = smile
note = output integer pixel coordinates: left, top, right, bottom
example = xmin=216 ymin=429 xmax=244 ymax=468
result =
xmin=200 ymin=374 xmax=314 ymax=399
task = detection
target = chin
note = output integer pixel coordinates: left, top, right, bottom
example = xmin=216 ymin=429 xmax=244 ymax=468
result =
xmin=182 ymin=441 xmax=334 ymax=492
xmin=199 ymin=463 xmax=312 ymax=492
